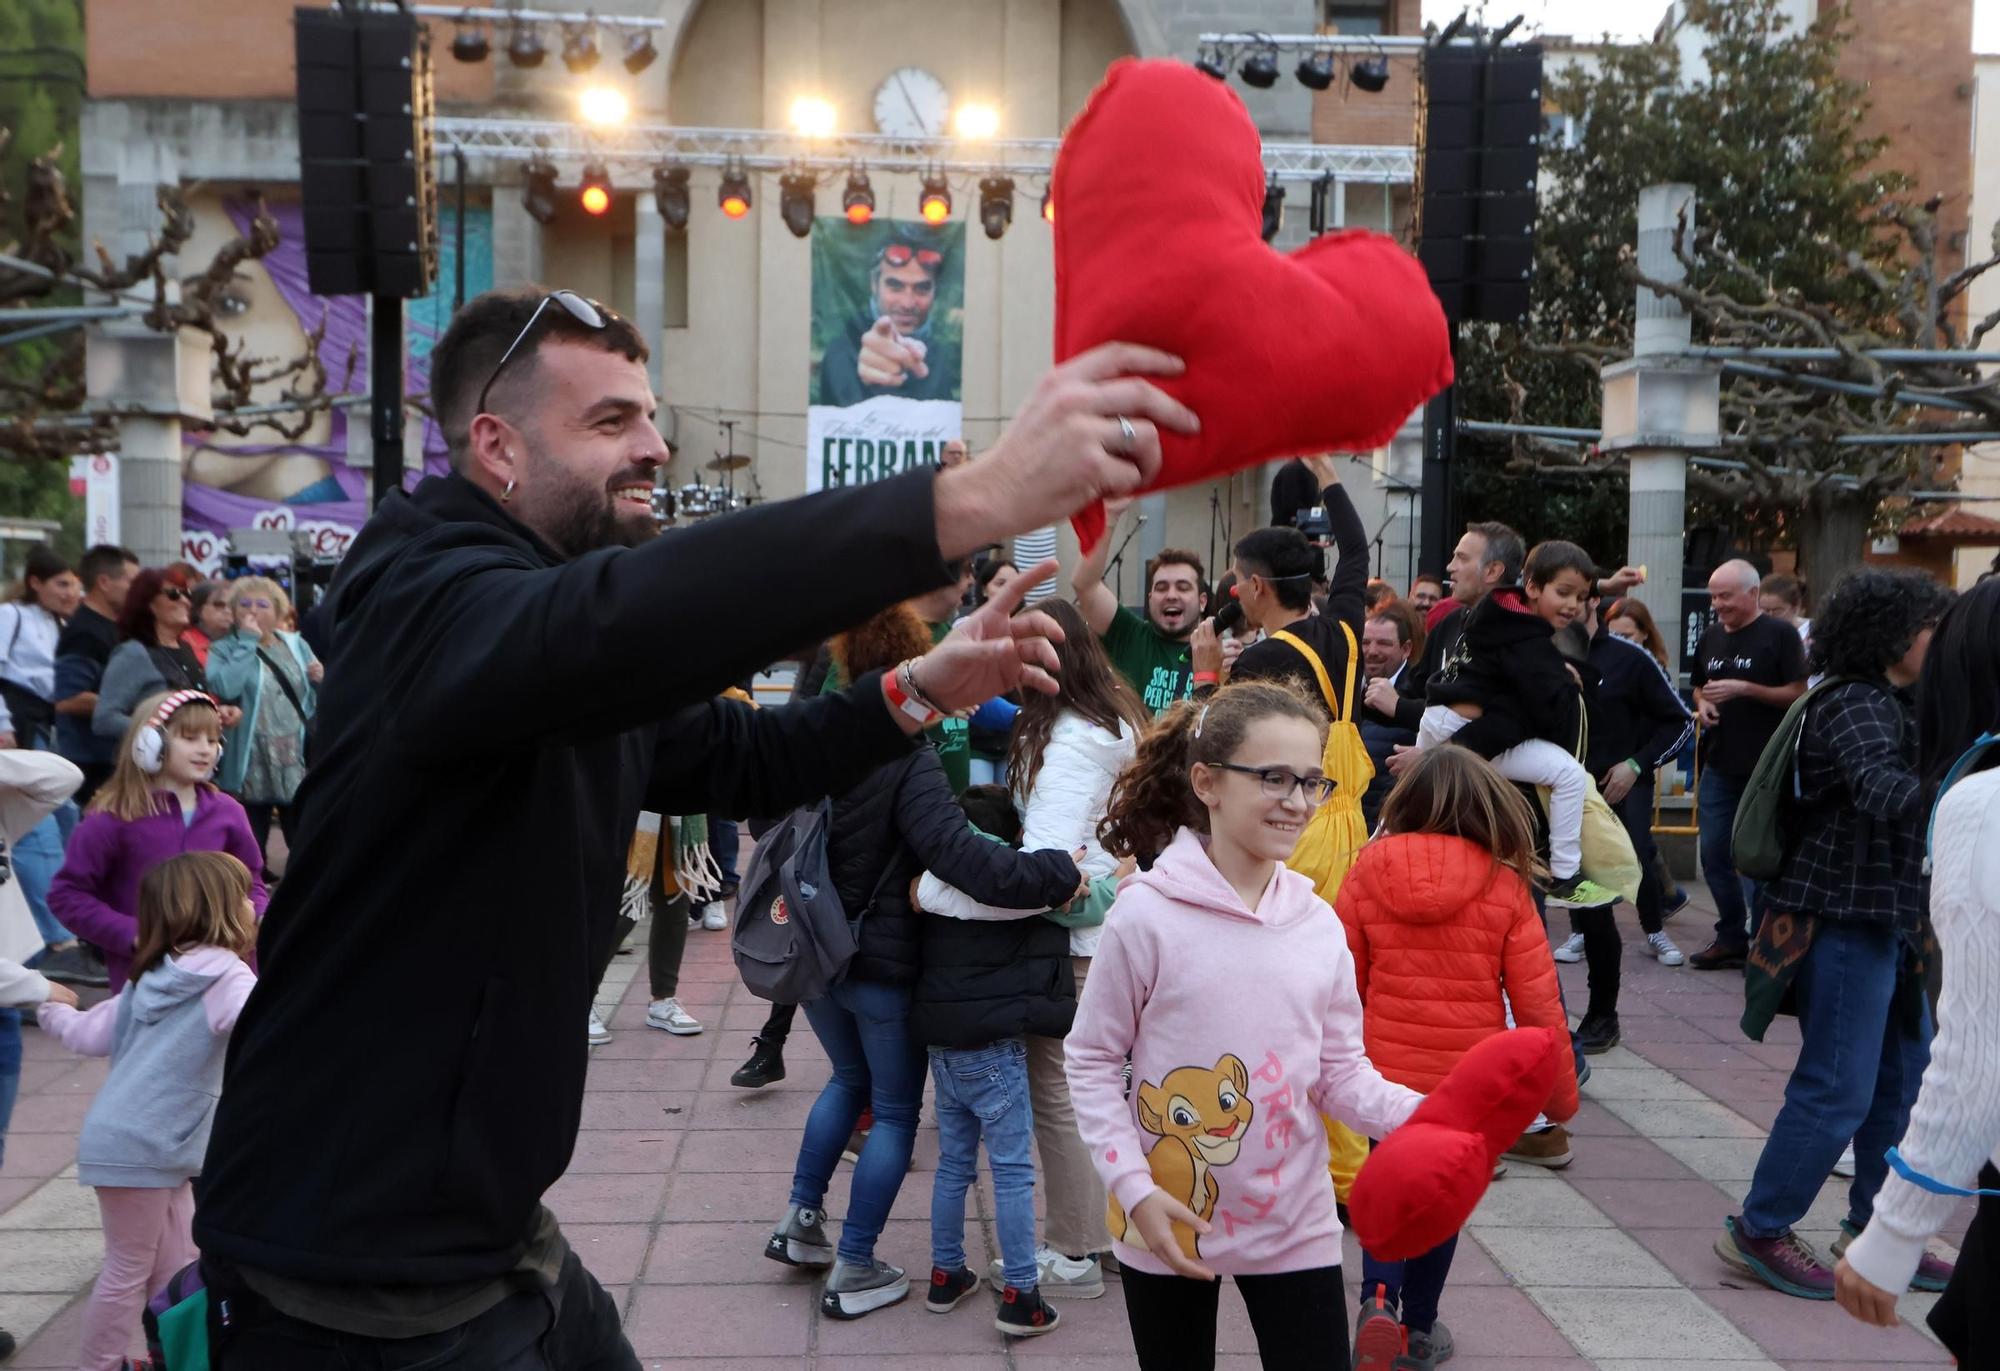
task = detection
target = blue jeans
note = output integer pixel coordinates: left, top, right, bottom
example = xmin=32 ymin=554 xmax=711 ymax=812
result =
xmin=708 ymin=815 xmax=740 ymax=894
xmin=1698 ymin=769 xmax=1765 ymax=951
xmin=0 ymin=1007 xmax=20 ymax=1170
xmin=930 ymin=1040 xmax=1038 ymax=1289
xmin=1362 ymin=1231 xmax=1459 ymax=1336
xmin=12 ymin=806 xmax=73 ymax=947
xmin=793 ymin=978 xmax=926 ymax=1265
xmin=1739 ymin=920 xmax=1932 ymax=1238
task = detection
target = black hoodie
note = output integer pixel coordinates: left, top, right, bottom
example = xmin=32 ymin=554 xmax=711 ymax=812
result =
xmin=195 ymin=469 xmax=953 ymax=1284
xmin=1425 ymin=587 xmax=1583 ymax=760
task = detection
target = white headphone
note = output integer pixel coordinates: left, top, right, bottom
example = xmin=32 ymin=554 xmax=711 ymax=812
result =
xmin=133 ymin=690 xmax=223 ymax=775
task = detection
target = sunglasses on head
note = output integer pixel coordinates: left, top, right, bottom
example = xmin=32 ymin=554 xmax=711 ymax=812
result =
xmin=476 ymin=290 xmax=610 ymax=417
xmin=159 ymin=586 xmax=188 ymax=603
xmin=879 ymin=244 xmax=942 ymax=270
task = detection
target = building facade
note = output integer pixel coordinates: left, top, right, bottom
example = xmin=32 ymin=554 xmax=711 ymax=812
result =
xmin=77 ymin=0 xmax=1429 ymax=601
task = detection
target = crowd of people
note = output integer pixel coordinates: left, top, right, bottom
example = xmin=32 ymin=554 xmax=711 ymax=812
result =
xmin=0 ymin=282 xmax=1994 ymax=1371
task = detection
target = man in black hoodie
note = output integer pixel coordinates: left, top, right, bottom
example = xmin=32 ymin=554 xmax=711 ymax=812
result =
xmin=194 ymin=287 xmax=1197 ymax=1369
xmin=1416 ymin=540 xmax=1620 ymax=910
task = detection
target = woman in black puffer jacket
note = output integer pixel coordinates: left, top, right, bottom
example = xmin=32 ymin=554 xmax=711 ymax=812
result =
xmin=767 ymin=604 xmax=1082 ymax=1322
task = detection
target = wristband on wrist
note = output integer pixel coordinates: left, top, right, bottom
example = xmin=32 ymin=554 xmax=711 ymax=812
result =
xmin=1626 ymin=759 xmax=1644 ymax=776
xmin=1191 ymin=671 xmax=1220 ymax=685
xmin=883 ymin=662 xmax=943 ymax=728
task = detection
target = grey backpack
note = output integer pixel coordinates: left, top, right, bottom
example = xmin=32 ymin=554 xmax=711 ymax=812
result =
xmin=732 ymin=800 xmax=874 ymax=1004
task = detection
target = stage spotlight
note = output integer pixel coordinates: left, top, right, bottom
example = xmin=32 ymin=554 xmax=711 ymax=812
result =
xmin=1041 ymin=187 xmax=1054 ymax=222
xmin=919 ymin=172 xmax=952 ymax=225
xmin=842 ymin=168 xmax=875 ymax=225
xmin=507 ymin=21 xmax=545 ymax=67
xmin=954 ymin=103 xmax=1000 ymax=140
xmin=1195 ymin=46 xmax=1230 ymax=80
xmin=654 ymin=165 xmax=691 ymax=231
xmin=561 ymin=24 xmax=600 ymax=74
xmin=780 ymin=172 xmax=817 ymax=238
xmin=1296 ymin=50 xmax=1336 ymax=90
xmin=1261 ymin=176 xmax=1284 ymax=243
xmin=579 ymin=162 xmax=613 ymax=217
xmin=450 ymin=21 xmax=489 ymax=62
xmin=718 ymin=162 xmax=752 ymax=219
xmin=578 ymin=85 xmax=628 ymax=126
xmin=1239 ymin=46 xmax=1280 ymax=89
xmin=979 ymin=175 xmax=1014 ymax=240
xmin=622 ymin=28 xmax=658 ymax=74
xmin=790 ymin=96 xmax=837 ymax=139
xmin=1351 ymin=56 xmax=1391 ymax=93
xmin=523 ymin=160 xmax=560 ymax=225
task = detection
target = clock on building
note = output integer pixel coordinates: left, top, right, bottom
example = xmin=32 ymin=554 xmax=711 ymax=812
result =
xmin=873 ymin=67 xmax=950 ymax=138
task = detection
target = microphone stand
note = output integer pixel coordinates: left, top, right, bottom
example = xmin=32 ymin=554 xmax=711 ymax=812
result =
xmin=1106 ymin=512 xmax=1145 ymax=608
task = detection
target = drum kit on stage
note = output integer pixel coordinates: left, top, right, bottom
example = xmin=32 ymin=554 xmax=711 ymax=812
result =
xmin=656 ymin=454 xmax=753 ymax=527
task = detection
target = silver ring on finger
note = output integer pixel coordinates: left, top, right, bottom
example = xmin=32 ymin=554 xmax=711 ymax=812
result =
xmin=1115 ymin=414 xmax=1137 ymax=453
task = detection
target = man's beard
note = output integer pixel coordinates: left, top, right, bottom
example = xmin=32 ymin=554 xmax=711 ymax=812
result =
xmin=523 ymin=449 xmax=657 ymax=557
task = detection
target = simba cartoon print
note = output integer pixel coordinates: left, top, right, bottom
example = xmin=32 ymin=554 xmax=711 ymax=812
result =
xmin=1107 ymin=1054 xmax=1254 ymax=1260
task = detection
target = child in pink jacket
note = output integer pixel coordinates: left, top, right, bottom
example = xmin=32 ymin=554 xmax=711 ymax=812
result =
xmin=1067 ymin=681 xmax=1422 ymax=1371
xmin=40 ymin=851 xmax=258 ymax=1371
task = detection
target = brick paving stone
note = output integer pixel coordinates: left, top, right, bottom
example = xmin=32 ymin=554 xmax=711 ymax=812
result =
xmin=0 ymin=893 xmax=1967 ymax=1368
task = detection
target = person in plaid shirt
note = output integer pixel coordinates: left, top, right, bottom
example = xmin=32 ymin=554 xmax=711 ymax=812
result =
xmin=1717 ymin=568 xmax=1954 ymax=1301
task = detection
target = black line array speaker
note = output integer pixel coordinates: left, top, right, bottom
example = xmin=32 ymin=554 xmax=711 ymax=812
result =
xmin=1417 ymin=42 xmax=1543 ymax=324
xmin=295 ymin=5 xmax=438 ymax=298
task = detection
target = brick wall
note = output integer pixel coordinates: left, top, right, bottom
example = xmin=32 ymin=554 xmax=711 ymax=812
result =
xmin=1311 ymin=0 xmax=1421 ymax=147
xmin=87 ymin=0 xmax=493 ymax=103
xmin=1829 ymin=0 xmax=1974 ymax=278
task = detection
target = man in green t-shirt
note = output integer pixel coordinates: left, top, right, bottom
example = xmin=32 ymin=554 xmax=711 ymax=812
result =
xmin=1072 ymin=498 xmax=1209 ymax=715
xmin=822 ymin=563 xmax=975 ymax=792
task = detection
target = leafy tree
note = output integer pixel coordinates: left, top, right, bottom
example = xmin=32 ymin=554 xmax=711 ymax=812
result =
xmin=1453 ymin=0 xmax=1946 ymax=586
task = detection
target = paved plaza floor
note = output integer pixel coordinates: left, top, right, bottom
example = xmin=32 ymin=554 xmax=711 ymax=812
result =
xmin=0 ymin=888 xmax=1969 ymax=1369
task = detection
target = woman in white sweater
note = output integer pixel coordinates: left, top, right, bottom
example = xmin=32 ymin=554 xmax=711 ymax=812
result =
xmin=1837 ymin=578 xmax=2000 ymax=1361
xmin=916 ymin=598 xmax=1144 ymax=1299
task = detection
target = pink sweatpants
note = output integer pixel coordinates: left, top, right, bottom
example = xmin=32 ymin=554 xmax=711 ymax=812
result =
xmin=76 ymin=1183 xmax=196 ymax=1371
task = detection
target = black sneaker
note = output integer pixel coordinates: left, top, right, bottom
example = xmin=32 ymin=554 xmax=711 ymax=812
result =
xmin=731 ymin=1036 xmax=786 ymax=1089
xmin=995 ymin=1284 xmax=1060 ymax=1338
xmin=926 ymin=1264 xmax=981 ymax=1313
xmin=1576 ymin=1014 xmax=1621 ymax=1055
xmin=0 ymin=1327 xmax=16 ymax=1359
xmin=37 ymin=944 xmax=108 ymax=989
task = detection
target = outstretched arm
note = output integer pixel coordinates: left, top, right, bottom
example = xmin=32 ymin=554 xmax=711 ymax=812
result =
xmin=1070 ymin=497 xmax=1133 ymax=636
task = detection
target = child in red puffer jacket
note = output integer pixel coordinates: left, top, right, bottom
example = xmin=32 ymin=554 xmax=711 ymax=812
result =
xmin=1336 ymin=745 xmax=1577 ymax=1370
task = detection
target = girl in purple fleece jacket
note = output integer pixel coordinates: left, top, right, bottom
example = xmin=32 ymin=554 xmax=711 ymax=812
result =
xmin=50 ymin=691 xmax=266 ymax=991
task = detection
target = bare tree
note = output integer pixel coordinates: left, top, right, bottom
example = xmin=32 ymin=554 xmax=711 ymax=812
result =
xmin=1 ymin=126 xmax=355 ymax=462
xmin=1618 ymin=198 xmax=2000 ymax=584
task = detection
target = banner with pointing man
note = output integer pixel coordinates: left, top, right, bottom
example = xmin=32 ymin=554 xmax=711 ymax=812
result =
xmin=807 ymin=219 xmax=966 ymax=491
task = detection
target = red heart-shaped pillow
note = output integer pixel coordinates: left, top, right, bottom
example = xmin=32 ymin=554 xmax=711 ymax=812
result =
xmin=1346 ymin=1026 xmax=1570 ymax=1260
xmin=1054 ymin=58 xmax=1455 ymax=551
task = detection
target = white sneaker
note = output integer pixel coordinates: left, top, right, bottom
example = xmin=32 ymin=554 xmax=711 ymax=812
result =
xmin=1833 ymin=1144 xmax=1857 ymax=1178
xmin=1553 ymin=932 xmax=1585 ymax=963
xmin=647 ymin=998 xmax=703 ymax=1035
xmin=1647 ymin=931 xmax=1686 ymax=967
xmin=587 ymin=1008 xmax=611 ymax=1045
xmin=987 ymin=1245 xmax=1105 ymax=1299
xmin=701 ymin=902 xmax=729 ymax=931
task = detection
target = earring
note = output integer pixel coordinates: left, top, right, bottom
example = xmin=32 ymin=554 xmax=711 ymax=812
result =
xmin=502 ymin=479 xmax=516 ymax=503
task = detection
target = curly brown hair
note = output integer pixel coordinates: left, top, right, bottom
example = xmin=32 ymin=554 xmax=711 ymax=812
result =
xmin=832 ymin=604 xmax=935 ymax=680
xmin=1099 ymin=679 xmax=1326 ymax=866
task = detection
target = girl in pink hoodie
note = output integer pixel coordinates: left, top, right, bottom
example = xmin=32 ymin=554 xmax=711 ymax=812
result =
xmin=1067 ymin=680 xmax=1422 ymax=1370
xmin=41 ymin=851 xmax=258 ymax=1371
